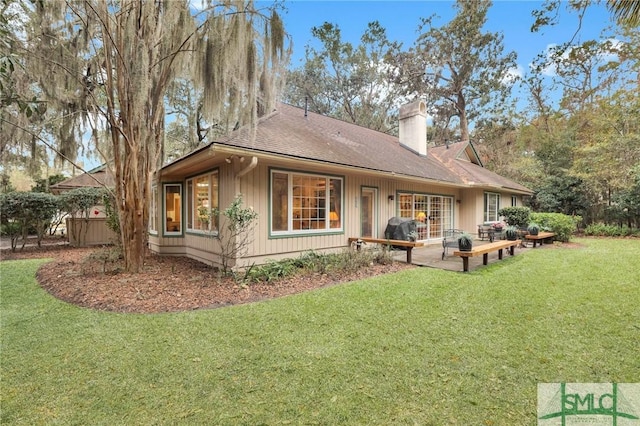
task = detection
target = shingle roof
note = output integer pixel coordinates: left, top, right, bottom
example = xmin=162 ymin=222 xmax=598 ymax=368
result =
xmin=431 ymin=141 xmax=532 ymax=193
xmin=50 ymin=169 xmax=114 ymax=194
xmin=164 ymin=102 xmax=532 ymax=193
xmin=213 ymin=103 xmax=461 ymax=184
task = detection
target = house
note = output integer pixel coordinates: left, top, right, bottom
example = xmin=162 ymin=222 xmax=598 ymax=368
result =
xmin=50 ymin=164 xmax=117 ymax=246
xmin=149 ymin=100 xmax=532 ymax=268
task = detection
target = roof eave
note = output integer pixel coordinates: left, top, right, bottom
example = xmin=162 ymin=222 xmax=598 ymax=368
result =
xmin=467 ymin=181 xmax=533 ymax=195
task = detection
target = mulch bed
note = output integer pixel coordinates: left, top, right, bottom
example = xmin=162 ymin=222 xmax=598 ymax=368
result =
xmin=1 ymin=241 xmax=413 ymax=314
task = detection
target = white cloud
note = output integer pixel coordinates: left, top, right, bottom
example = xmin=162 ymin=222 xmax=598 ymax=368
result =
xmin=600 ymin=38 xmax=623 ymax=62
xmin=503 ymin=64 xmax=524 ymax=84
xmin=533 ymin=39 xmax=623 ymax=78
xmin=537 ymin=43 xmax=560 ymax=77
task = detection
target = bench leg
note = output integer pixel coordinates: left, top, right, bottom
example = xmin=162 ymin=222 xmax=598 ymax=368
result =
xmin=509 ymin=245 xmax=514 ymax=255
xmin=462 ymin=257 xmax=469 ymax=272
xmin=483 ymin=253 xmax=489 ymax=265
xmin=498 ymin=248 xmax=504 ymax=260
xmin=406 ymin=247 xmax=412 ymax=264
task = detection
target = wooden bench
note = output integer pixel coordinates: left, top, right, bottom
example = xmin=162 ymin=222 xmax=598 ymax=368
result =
xmin=348 ymin=237 xmax=425 ymax=264
xmin=524 ymin=231 xmax=555 ymax=248
xmin=453 ymin=240 xmax=519 ymax=272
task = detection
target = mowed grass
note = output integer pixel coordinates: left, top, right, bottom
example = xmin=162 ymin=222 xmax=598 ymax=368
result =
xmin=1 ymin=238 xmax=639 ymax=425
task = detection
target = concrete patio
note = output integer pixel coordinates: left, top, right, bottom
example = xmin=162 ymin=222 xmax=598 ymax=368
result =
xmin=387 ymin=238 xmax=543 ymax=272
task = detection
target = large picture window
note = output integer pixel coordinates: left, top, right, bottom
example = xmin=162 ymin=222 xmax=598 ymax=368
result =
xmin=164 ymin=184 xmax=182 ymax=235
xmin=271 ymin=170 xmax=343 ymax=234
xmin=484 ymin=192 xmax=500 ymax=222
xmin=186 ymin=171 xmax=219 ymax=233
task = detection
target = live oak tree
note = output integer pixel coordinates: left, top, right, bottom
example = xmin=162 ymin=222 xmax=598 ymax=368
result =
xmin=28 ymin=1 xmax=288 ymax=272
xmin=391 ymin=0 xmax=518 ymax=143
xmin=0 ymin=0 xmax=52 ymax=179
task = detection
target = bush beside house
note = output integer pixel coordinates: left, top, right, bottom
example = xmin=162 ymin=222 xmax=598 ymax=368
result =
xmin=530 ymin=212 xmax=581 ymax=242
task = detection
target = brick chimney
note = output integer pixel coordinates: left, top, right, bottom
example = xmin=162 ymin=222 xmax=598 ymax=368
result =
xmin=399 ymin=100 xmax=427 ymax=156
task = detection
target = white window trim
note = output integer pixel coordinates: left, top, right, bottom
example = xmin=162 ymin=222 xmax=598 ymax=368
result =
xmin=186 ymin=171 xmax=219 ymax=236
xmin=484 ymin=192 xmax=501 ymax=223
xmin=396 ymin=192 xmax=454 ymax=241
xmin=163 ymin=183 xmax=183 ymax=236
xmin=270 ymin=170 xmax=344 ymax=236
xmin=149 ymin=184 xmax=158 ymax=235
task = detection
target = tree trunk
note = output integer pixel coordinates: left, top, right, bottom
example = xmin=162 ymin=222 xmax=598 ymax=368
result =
xmin=457 ymin=92 xmax=470 ymax=142
xmin=101 ymin=1 xmax=165 ymax=273
xmin=459 ymin=111 xmax=470 ymax=142
xmin=120 ymin=194 xmax=147 ymax=273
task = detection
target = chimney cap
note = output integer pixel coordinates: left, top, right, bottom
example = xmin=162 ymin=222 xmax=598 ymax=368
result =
xmin=399 ymin=100 xmax=426 ymax=120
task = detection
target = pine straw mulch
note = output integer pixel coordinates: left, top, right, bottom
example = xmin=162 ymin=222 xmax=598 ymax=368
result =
xmin=1 ymin=242 xmax=414 ymax=314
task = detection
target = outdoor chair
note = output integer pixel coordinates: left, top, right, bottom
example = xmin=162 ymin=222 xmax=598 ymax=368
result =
xmin=442 ymin=229 xmax=466 ymax=260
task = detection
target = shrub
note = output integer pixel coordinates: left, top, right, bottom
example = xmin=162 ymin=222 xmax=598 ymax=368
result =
xmin=529 ymin=212 xmax=581 ymax=242
xmin=293 ymin=250 xmax=328 ymax=270
xmin=205 ymin=195 xmax=258 ymax=276
xmin=102 ymin=192 xmax=121 ymax=239
xmin=498 ymin=206 xmax=531 ymax=228
xmin=82 ymin=246 xmax=123 ymax=274
xmin=372 ymin=247 xmax=395 ymax=265
xmin=247 ymin=259 xmax=298 ymax=283
xmin=246 ymin=248 xmax=393 ymax=284
xmin=0 ymin=191 xmax=59 ymax=250
xmin=584 ymin=223 xmax=639 ymax=237
xmin=0 ymin=222 xmax=20 ymax=237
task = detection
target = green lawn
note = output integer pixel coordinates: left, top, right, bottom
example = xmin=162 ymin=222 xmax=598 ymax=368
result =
xmin=1 ymin=238 xmax=639 ymax=425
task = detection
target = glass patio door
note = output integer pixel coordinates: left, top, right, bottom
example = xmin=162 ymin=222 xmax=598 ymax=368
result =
xmin=398 ymin=193 xmax=453 ymax=241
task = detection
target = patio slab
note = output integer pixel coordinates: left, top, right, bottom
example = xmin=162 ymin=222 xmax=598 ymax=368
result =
xmin=389 ymin=239 xmax=534 ymax=272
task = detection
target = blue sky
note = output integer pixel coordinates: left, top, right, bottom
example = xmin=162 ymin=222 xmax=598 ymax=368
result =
xmin=275 ymin=0 xmax=616 ymax=79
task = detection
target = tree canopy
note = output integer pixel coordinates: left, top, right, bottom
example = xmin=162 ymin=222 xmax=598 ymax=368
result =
xmin=394 ymin=0 xmax=518 ymax=143
xmin=283 ymin=21 xmax=402 ymax=134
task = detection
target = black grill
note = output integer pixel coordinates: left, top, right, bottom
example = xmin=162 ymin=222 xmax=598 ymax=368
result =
xmin=384 ymin=217 xmax=417 ymax=248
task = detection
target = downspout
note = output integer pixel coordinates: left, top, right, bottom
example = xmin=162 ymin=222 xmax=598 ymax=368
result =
xmin=233 ymin=156 xmax=258 ymax=196
xmin=236 ymin=156 xmax=258 ymax=178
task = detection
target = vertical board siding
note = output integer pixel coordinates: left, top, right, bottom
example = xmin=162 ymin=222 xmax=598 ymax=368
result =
xmin=153 ymin=159 xmax=476 ymax=266
xmin=66 ymin=218 xmax=118 ymax=247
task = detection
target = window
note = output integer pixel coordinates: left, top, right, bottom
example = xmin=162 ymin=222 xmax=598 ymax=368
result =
xmin=511 ymin=195 xmax=517 ymax=207
xmin=164 ymin=184 xmax=182 ymax=235
xmin=484 ymin=192 xmax=500 ymax=222
xmin=271 ymin=170 xmax=343 ymax=234
xmin=149 ymin=184 xmax=158 ymax=234
xmin=186 ymin=171 xmax=219 ymax=233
